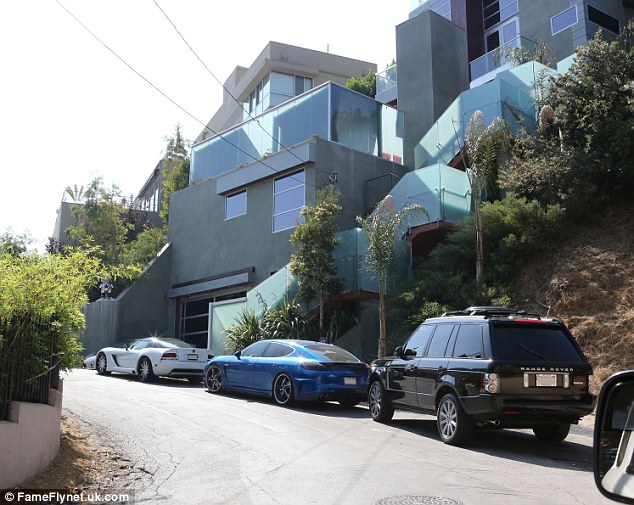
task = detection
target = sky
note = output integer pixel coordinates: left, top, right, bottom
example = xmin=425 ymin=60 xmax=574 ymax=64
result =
xmin=0 ymin=0 xmax=409 ymax=252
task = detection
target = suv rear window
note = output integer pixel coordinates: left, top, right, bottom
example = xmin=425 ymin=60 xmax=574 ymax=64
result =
xmin=490 ymin=324 xmax=586 ymax=363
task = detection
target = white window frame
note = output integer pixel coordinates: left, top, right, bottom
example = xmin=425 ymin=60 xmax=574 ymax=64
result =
xmin=225 ymin=190 xmax=247 ymax=220
xmin=551 ymin=6 xmax=578 ymax=35
xmin=272 ymin=171 xmax=305 ymax=233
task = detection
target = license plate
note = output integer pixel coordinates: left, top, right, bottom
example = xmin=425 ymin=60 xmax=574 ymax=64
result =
xmin=344 ymin=377 xmax=357 ymax=385
xmin=535 ymin=373 xmax=557 ymax=387
xmin=187 ymin=354 xmax=198 ymax=361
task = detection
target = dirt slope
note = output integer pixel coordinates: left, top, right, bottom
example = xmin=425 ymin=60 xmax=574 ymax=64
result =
xmin=511 ymin=200 xmax=634 ymax=392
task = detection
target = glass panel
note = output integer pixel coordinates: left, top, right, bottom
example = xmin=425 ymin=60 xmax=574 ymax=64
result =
xmin=405 ymin=324 xmax=435 ymax=357
xmin=552 ymin=6 xmax=578 ymax=35
xmin=502 ymin=20 xmax=518 ymax=43
xmin=184 ymin=315 xmax=208 ymax=334
xmin=185 ymin=298 xmax=212 ymax=316
xmin=490 ymin=325 xmax=586 ymax=362
xmin=274 ymin=186 xmax=304 ymax=214
xmin=426 ymin=324 xmax=453 ymax=357
xmin=304 ymin=344 xmax=360 ymax=362
xmin=588 ymin=5 xmax=619 ymax=34
xmin=225 ymin=191 xmax=247 ymax=219
xmin=270 ymin=71 xmax=294 ymax=98
xmin=453 ymin=325 xmax=484 ymax=358
xmin=486 ymin=31 xmax=500 ymax=51
xmin=330 ymin=85 xmax=379 ymax=154
xmin=274 ymin=170 xmax=304 ymax=193
xmin=242 ymin=341 xmax=270 ymax=357
xmin=274 ymin=210 xmax=303 ymax=232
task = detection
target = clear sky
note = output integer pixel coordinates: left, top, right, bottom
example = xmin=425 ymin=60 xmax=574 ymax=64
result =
xmin=0 ymin=0 xmax=409 ymax=252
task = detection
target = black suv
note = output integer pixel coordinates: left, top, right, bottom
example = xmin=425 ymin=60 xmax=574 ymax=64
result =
xmin=368 ymin=307 xmax=595 ymax=445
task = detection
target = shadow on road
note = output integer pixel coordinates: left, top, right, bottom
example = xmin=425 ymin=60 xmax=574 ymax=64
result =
xmin=388 ymin=416 xmax=593 ymax=473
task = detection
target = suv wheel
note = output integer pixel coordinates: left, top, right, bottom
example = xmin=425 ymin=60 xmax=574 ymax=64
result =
xmin=533 ymin=423 xmax=570 ymax=443
xmin=368 ymin=380 xmax=394 ymax=423
xmin=437 ymin=393 xmax=474 ymax=445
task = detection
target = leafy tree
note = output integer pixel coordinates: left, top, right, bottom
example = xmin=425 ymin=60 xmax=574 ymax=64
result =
xmin=545 ymin=22 xmax=634 ymax=201
xmin=122 ymin=226 xmax=167 ymax=268
xmin=290 ymin=185 xmax=342 ymax=340
xmin=356 ymin=196 xmax=427 ymax=358
xmin=0 ymin=229 xmax=32 ymax=257
xmin=0 ymin=247 xmax=102 ymax=371
xmin=401 ymin=195 xmax=565 ymax=311
xmin=465 ymin=111 xmax=511 ymax=285
xmin=164 ymin=123 xmax=189 ymax=161
xmin=160 ymin=158 xmax=190 ymax=225
xmin=346 ymin=69 xmax=377 ymax=97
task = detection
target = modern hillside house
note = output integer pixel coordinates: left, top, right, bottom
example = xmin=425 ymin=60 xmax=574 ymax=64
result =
xmin=76 ymin=1 xmax=634 ymax=361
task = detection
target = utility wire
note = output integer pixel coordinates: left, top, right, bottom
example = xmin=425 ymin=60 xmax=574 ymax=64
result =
xmin=53 ymin=0 xmax=314 ymax=189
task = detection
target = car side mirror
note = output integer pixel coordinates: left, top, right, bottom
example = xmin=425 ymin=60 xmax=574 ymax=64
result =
xmin=594 ymin=370 xmax=634 ymax=503
xmin=394 ymin=346 xmax=404 ymax=357
xmin=124 ymin=344 xmax=129 ymax=350
xmin=404 ymin=348 xmax=416 ymax=358
xmin=234 ymin=350 xmax=242 ymax=360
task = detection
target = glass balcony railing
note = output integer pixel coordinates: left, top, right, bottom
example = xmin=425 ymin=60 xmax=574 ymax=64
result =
xmin=376 ymin=64 xmax=397 ymax=96
xmin=191 ymin=83 xmax=404 ymax=184
xmin=470 ymin=36 xmax=538 ymax=83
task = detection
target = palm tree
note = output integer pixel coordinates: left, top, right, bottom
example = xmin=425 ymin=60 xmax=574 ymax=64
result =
xmin=465 ymin=111 xmax=511 ymax=285
xmin=357 ymin=196 xmax=427 ymax=358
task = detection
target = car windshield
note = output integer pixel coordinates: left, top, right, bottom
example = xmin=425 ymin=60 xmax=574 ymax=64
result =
xmin=154 ymin=338 xmax=196 ymax=349
xmin=304 ymin=345 xmax=360 ymax=362
xmin=490 ymin=324 xmax=586 ymax=362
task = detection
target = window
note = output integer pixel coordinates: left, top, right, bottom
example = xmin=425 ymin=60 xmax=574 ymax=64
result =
xmin=453 ymin=324 xmax=484 ymax=358
xmin=273 ymin=170 xmax=304 ymax=232
xmin=426 ymin=324 xmax=454 ymax=357
xmin=483 ymin=0 xmax=518 ymax=30
xmin=587 ymin=5 xmax=619 ymax=35
xmin=485 ymin=16 xmax=519 ymax=52
xmin=263 ymin=342 xmax=295 ymax=358
xmin=225 ymin=190 xmax=247 ymax=220
xmin=432 ymin=0 xmax=451 ymax=20
xmin=405 ymin=324 xmax=435 ymax=357
xmin=303 ymin=345 xmax=360 ymax=362
xmin=241 ymin=341 xmax=270 ymax=357
xmin=551 ymin=6 xmax=578 ymax=35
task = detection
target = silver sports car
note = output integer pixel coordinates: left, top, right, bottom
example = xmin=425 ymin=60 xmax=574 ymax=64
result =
xmin=95 ymin=337 xmax=211 ymax=383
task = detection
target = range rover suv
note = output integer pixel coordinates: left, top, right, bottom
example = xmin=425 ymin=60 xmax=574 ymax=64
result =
xmin=368 ymin=307 xmax=595 ymax=445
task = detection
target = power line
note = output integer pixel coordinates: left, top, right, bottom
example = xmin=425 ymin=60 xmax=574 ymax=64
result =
xmin=53 ymin=0 xmax=315 ymax=189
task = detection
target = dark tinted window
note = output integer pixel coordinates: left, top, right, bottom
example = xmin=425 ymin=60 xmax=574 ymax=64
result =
xmin=405 ymin=324 xmax=435 ymax=357
xmin=130 ymin=339 xmax=150 ymax=350
xmin=490 ymin=324 xmax=586 ymax=362
xmin=262 ymin=342 xmax=294 ymax=358
xmin=304 ymin=345 xmax=359 ymax=362
xmin=241 ymin=341 xmax=270 ymax=357
xmin=453 ymin=324 xmax=484 ymax=358
xmin=588 ymin=5 xmax=619 ymax=34
xmin=426 ymin=324 xmax=454 ymax=357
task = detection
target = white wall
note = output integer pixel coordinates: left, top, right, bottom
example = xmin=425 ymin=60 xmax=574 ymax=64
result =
xmin=0 ymin=382 xmax=63 ymax=489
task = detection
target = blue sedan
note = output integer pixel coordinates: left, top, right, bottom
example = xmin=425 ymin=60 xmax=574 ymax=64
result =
xmin=203 ymin=339 xmax=369 ymax=407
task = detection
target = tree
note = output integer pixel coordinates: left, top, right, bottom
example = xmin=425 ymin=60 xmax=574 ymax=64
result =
xmin=161 ymin=124 xmax=191 ymax=225
xmin=164 ymin=123 xmax=189 ymax=161
xmin=0 ymin=229 xmax=32 ymax=257
xmin=465 ymin=111 xmax=511 ymax=285
xmin=356 ymin=196 xmax=427 ymax=358
xmin=346 ymin=69 xmax=377 ymax=98
xmin=290 ymin=185 xmax=342 ymax=341
xmin=0 ymin=247 xmax=102 ymax=371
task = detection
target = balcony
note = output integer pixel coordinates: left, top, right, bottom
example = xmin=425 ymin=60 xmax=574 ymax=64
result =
xmin=375 ymin=64 xmax=397 ymax=104
xmin=191 ymin=83 xmax=403 ymax=184
xmin=470 ymin=36 xmax=538 ymax=88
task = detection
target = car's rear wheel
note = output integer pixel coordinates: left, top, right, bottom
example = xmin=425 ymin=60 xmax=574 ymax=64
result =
xmin=273 ymin=373 xmax=293 ymax=406
xmin=533 ymin=423 xmax=570 ymax=443
xmin=206 ymin=365 xmax=223 ymax=393
xmin=437 ymin=393 xmax=474 ymax=445
xmin=96 ymin=353 xmax=110 ymax=375
xmin=368 ymin=380 xmax=394 ymax=422
xmin=137 ymin=357 xmax=155 ymax=382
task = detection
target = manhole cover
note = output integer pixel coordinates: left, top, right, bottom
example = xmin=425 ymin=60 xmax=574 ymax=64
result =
xmin=375 ymin=497 xmax=464 ymax=505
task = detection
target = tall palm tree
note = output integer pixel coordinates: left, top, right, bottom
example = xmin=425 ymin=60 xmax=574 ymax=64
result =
xmin=357 ymin=196 xmax=427 ymax=358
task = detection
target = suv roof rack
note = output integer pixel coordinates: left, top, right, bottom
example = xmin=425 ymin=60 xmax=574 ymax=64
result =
xmin=443 ymin=306 xmax=543 ymax=319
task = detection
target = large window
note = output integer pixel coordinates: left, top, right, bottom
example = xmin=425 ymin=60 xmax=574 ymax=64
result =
xmin=483 ymin=0 xmax=518 ymax=30
xmin=273 ymin=170 xmax=305 ymax=232
xmin=588 ymin=5 xmax=620 ymax=35
xmin=225 ymin=190 xmax=247 ymax=220
xmin=485 ymin=16 xmax=519 ymax=52
xmin=551 ymin=6 xmax=578 ymax=35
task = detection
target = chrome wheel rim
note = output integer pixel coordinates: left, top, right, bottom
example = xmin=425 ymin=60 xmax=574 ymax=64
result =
xmin=97 ymin=355 xmax=106 ymax=373
xmin=439 ymin=399 xmax=457 ymax=440
xmin=274 ymin=375 xmax=291 ymax=404
xmin=369 ymin=383 xmax=382 ymax=417
xmin=207 ymin=366 xmax=222 ymax=392
xmin=139 ymin=359 xmax=151 ymax=381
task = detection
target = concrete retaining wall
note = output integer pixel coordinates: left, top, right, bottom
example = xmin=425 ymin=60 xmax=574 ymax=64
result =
xmin=0 ymin=381 xmax=64 ymax=489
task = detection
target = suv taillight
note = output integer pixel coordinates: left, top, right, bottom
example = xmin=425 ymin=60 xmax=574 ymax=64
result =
xmin=482 ymin=373 xmax=500 ymax=394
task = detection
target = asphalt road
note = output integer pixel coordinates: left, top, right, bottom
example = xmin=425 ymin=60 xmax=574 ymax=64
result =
xmin=62 ymin=369 xmax=611 ymax=505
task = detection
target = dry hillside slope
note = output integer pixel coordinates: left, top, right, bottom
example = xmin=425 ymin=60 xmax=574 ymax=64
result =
xmin=511 ymin=200 xmax=634 ymax=392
